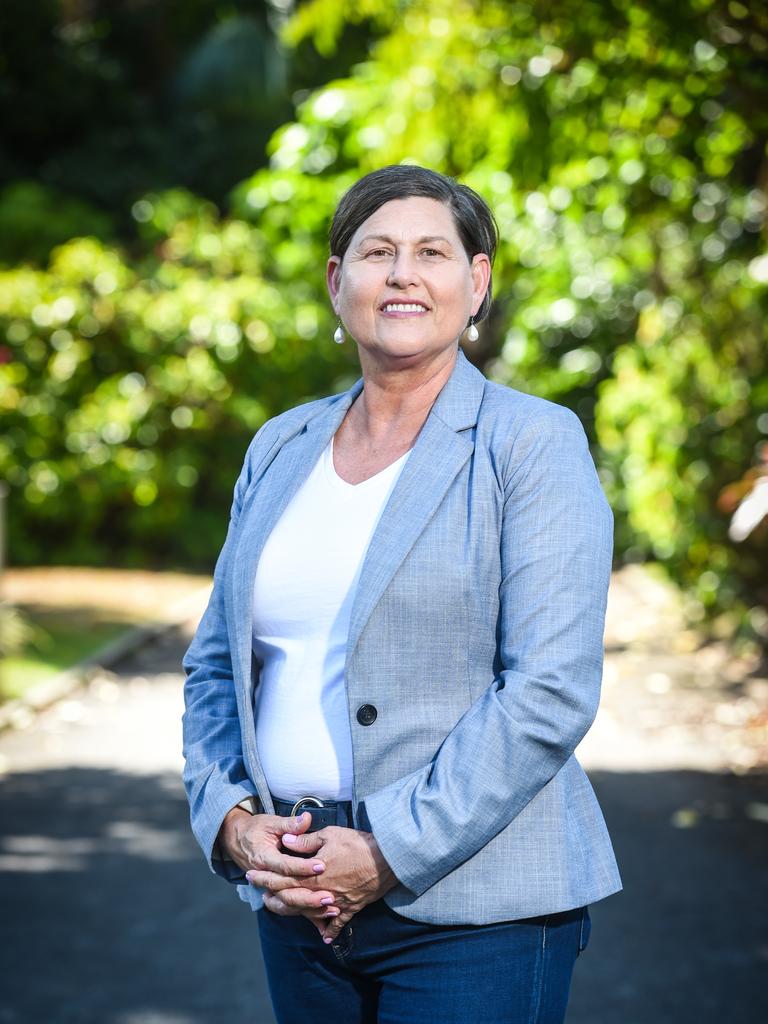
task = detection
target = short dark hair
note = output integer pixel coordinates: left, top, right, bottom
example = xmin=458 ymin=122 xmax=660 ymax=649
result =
xmin=329 ymin=165 xmax=498 ymax=323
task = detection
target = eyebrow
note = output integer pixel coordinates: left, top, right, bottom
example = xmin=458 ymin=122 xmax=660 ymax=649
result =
xmin=357 ymin=234 xmax=454 ymax=246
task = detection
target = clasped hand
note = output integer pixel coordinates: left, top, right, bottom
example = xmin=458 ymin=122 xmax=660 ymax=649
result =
xmin=219 ymin=809 xmax=396 ymax=943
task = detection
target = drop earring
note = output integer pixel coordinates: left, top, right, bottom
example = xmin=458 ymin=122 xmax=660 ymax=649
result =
xmin=333 ymin=320 xmax=345 ymax=344
xmin=466 ymin=317 xmax=479 ymax=342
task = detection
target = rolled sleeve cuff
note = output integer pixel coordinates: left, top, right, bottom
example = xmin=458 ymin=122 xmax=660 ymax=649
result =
xmin=205 ymin=785 xmax=262 ymax=884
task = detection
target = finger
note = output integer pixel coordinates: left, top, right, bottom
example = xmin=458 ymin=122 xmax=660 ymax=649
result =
xmin=270 ymin=811 xmax=312 ymax=835
xmin=268 ymin=887 xmax=340 ymax=912
xmin=262 ymin=892 xmax=301 ymax=918
xmin=321 ymin=910 xmax=355 ymax=944
xmin=263 ymin=889 xmax=339 ymax=921
xmin=281 ymin=831 xmax=325 ymax=855
xmin=246 ymin=869 xmax=321 ymax=891
xmin=251 ymin=847 xmax=326 ymax=878
xmin=301 ymin=908 xmax=341 ymax=933
xmin=322 ymin=922 xmax=346 ymax=943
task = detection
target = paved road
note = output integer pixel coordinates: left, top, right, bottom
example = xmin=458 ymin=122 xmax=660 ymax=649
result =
xmin=1 ymin=619 xmax=767 ymax=1023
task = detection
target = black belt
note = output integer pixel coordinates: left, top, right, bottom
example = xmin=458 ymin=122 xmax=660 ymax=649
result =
xmin=271 ymin=795 xmax=354 ymax=832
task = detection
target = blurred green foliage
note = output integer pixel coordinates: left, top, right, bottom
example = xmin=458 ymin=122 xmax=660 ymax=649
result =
xmin=0 ymin=189 xmax=357 ymax=565
xmin=1 ymin=0 xmax=767 ymax=641
xmin=0 ymin=183 xmax=115 ymax=267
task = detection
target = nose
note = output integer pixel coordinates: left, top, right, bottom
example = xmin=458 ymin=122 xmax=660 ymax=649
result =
xmin=386 ymin=251 xmax=419 ymax=288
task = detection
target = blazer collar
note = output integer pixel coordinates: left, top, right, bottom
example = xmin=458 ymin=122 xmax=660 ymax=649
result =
xmin=331 ymin=348 xmax=487 ymax=436
xmin=425 ymin=346 xmax=486 ymax=432
xmin=297 ymin=345 xmax=485 ymax=441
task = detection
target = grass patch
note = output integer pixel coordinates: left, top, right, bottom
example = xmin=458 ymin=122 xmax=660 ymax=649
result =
xmin=1 ymin=568 xmax=211 ymax=705
xmin=0 ymin=606 xmax=138 ymax=701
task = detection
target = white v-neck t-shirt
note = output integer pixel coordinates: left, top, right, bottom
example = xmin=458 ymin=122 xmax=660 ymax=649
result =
xmin=252 ymin=436 xmax=411 ymax=801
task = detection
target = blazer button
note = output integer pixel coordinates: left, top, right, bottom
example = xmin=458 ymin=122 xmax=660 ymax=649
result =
xmin=356 ymin=704 xmax=377 ymax=726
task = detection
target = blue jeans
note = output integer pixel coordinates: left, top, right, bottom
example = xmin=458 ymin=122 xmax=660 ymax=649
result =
xmin=257 ymin=897 xmax=591 ymax=1024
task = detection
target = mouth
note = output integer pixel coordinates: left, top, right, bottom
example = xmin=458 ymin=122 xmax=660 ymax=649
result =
xmin=379 ymin=302 xmax=431 ymax=316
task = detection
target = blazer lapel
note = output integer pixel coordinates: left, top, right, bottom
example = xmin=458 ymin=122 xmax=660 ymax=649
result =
xmin=346 ymin=349 xmax=486 ymax=660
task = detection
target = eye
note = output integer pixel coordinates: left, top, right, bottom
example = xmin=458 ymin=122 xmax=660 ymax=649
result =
xmin=366 ymin=248 xmax=392 ymax=257
xmin=421 ymin=248 xmax=445 ymax=257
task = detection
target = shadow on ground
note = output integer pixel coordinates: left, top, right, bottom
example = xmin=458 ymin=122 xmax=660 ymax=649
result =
xmin=0 ymin=765 xmax=766 ymax=1023
xmin=0 ymin=766 xmax=271 ymax=1024
xmin=570 ymin=768 xmax=768 ymax=1024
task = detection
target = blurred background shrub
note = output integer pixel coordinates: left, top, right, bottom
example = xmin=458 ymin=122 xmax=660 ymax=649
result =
xmin=0 ymin=0 xmax=766 ymax=645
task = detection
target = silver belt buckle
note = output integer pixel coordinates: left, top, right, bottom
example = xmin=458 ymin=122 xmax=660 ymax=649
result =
xmin=290 ymin=795 xmax=325 ymax=816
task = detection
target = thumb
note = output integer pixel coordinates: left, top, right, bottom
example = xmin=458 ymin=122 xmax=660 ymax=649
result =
xmin=281 ymin=831 xmax=325 ymax=854
xmin=274 ymin=810 xmax=313 ymax=835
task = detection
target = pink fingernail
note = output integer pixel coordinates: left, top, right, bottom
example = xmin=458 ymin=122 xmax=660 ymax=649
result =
xmin=323 ymin=936 xmax=333 ymax=944
xmin=320 ymin=897 xmax=333 ymax=905
xmin=312 ymin=862 xmax=324 ymax=873
xmin=283 ymin=834 xmax=297 ymax=844
xmin=324 ymin=911 xmax=338 ymax=918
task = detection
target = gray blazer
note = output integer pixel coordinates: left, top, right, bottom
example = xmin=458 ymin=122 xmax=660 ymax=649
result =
xmin=182 ymin=348 xmax=622 ymax=924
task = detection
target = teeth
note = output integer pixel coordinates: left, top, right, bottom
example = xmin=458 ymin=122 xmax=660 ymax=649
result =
xmin=383 ymin=303 xmax=427 ymax=313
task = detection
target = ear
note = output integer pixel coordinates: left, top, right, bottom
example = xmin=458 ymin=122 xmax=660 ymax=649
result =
xmin=326 ymin=256 xmax=343 ymax=313
xmin=469 ymin=253 xmax=491 ymax=317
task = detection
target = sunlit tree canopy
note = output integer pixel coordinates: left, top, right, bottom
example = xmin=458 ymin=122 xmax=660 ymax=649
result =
xmin=1 ymin=0 xmax=766 ymax=640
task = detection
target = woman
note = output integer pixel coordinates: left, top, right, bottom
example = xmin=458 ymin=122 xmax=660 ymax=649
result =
xmin=182 ymin=165 xmax=622 ymax=1023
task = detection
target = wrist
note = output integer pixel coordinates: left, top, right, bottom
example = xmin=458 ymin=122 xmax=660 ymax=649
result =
xmin=219 ymin=806 xmax=252 ymax=859
xmin=368 ymin=833 xmax=398 ymax=893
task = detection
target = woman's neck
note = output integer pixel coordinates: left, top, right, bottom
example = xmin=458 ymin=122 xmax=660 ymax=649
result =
xmin=348 ymin=348 xmax=457 ymax=446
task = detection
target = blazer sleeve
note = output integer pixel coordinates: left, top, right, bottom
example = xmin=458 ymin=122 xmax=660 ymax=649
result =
xmin=361 ymin=405 xmax=614 ymax=896
xmin=181 ymin=429 xmax=267 ymax=884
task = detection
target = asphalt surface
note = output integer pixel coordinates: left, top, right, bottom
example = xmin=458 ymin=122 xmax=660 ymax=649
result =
xmin=0 ymin=623 xmax=766 ymax=1023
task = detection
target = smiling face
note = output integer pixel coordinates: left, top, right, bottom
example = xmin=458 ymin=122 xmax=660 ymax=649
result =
xmin=327 ymin=196 xmax=490 ymax=370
